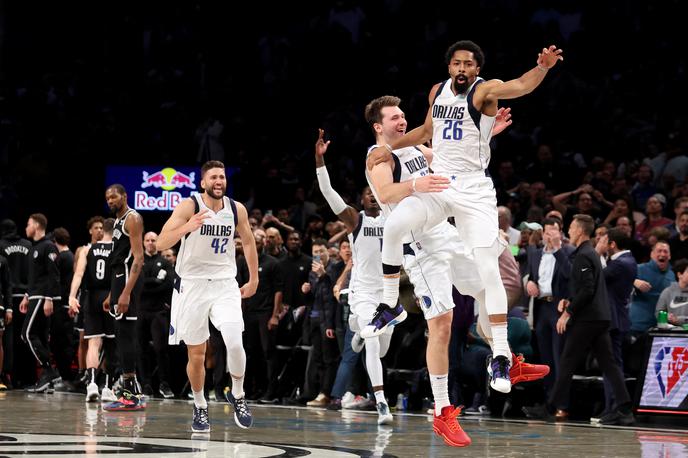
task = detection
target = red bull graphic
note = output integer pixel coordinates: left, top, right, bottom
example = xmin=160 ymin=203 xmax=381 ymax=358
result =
xmin=141 ymin=168 xmax=196 ymax=191
xmin=107 ymin=164 xmax=233 ymax=212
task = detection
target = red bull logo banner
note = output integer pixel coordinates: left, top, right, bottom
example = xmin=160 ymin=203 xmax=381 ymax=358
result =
xmin=106 ymin=165 xmax=201 ymax=212
xmin=638 ymin=336 xmax=688 ymax=413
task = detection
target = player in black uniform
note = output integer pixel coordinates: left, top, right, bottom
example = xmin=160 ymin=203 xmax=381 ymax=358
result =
xmin=51 ymin=227 xmax=76 ymax=384
xmin=74 ymin=216 xmax=105 ymax=387
xmin=0 ymin=219 xmax=32 ymax=389
xmin=69 ymin=218 xmax=118 ymax=402
xmin=19 ymin=213 xmax=61 ymax=392
xmin=103 ymin=184 xmax=146 ymax=411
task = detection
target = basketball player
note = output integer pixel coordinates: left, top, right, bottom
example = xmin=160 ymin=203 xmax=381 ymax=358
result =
xmin=102 ymin=184 xmax=146 ymax=411
xmin=73 ymin=216 xmax=104 ymax=386
xmin=364 ymin=95 xmax=549 ymax=447
xmin=157 ymin=160 xmax=259 ymax=433
xmin=19 ymin=214 xmax=61 ymax=392
xmin=365 ymin=42 xmax=563 ymax=394
xmin=69 ymin=218 xmax=118 ymax=403
xmin=315 ymin=128 xmax=409 ymax=424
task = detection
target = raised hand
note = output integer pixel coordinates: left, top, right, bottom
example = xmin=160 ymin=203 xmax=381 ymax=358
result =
xmin=315 ymin=128 xmax=331 ymax=157
xmin=185 ymin=209 xmax=210 ymax=233
xmin=493 ymin=107 xmax=513 ymax=136
xmin=537 ymin=45 xmax=564 ymax=69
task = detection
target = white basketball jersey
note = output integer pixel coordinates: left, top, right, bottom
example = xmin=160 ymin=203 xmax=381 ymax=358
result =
xmin=348 ymin=211 xmax=385 ymax=296
xmin=431 ymin=77 xmax=495 ymax=174
xmin=176 ymin=194 xmax=237 ymax=280
xmin=366 ymin=144 xmax=431 ymax=218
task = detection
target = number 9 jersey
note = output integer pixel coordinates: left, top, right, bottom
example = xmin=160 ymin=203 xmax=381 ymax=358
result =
xmin=175 ymin=194 xmax=238 ymax=280
xmin=85 ymin=242 xmax=113 ymax=291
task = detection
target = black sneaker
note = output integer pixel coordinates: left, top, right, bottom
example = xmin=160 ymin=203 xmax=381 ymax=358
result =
xmin=327 ymin=398 xmax=342 ymax=411
xmin=26 ymin=368 xmax=60 ymax=393
xmin=143 ymin=384 xmax=154 ymax=397
xmin=598 ymin=409 xmax=635 ymax=426
xmin=191 ymin=405 xmax=210 ymax=433
xmin=159 ymin=382 xmax=174 ymax=399
xmin=226 ymin=392 xmax=253 ymax=429
xmin=522 ymin=404 xmax=554 ymax=421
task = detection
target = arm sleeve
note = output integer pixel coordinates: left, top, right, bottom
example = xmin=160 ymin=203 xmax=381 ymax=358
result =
xmin=1 ymin=261 xmax=11 ymax=311
xmin=45 ymin=245 xmax=61 ymax=300
xmin=316 ymin=166 xmax=347 ymax=215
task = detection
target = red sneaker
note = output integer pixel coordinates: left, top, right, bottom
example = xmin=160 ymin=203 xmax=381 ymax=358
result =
xmin=510 ymin=353 xmax=550 ymax=384
xmin=433 ymin=406 xmax=471 ymax=447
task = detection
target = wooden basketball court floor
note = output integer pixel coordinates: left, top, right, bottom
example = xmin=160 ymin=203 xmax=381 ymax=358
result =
xmin=1 ymin=391 xmax=687 ymax=457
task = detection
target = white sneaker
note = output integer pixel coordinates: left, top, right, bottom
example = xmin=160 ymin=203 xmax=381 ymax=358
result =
xmin=376 ymin=402 xmax=393 ymax=425
xmin=351 ymin=332 xmax=365 ymax=353
xmin=100 ymin=387 xmax=118 ymax=402
xmin=341 ymin=392 xmax=356 ymax=409
xmin=86 ymin=382 xmax=99 ymax=402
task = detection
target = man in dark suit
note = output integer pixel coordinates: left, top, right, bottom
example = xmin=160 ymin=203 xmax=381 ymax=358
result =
xmin=525 ymin=217 xmax=574 ymax=396
xmin=524 ymin=214 xmax=634 ymax=425
xmin=596 ymin=227 xmax=638 ymax=418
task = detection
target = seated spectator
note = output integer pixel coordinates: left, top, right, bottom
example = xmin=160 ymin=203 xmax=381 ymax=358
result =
xmin=629 ymin=241 xmax=674 ymax=334
xmin=635 ymin=194 xmax=672 ymax=245
xmin=655 ymin=259 xmax=688 ymax=327
xmin=664 ymin=197 xmax=688 ymax=238
xmin=669 ymin=211 xmax=688 ymax=264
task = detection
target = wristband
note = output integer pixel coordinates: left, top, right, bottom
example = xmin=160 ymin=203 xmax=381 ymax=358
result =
xmin=537 ymin=64 xmax=548 ymax=72
xmin=412 ymin=177 xmax=417 ymax=192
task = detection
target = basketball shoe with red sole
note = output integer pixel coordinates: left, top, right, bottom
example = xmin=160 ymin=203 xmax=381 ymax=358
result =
xmin=433 ymin=406 xmax=471 ymax=447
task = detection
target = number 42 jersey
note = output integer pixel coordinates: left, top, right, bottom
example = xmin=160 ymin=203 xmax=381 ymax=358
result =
xmin=176 ymin=194 xmax=238 ymax=280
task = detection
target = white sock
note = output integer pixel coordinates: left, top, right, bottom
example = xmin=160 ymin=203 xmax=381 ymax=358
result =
xmin=374 ymin=390 xmax=386 ymax=404
xmin=231 ymin=374 xmax=245 ymax=399
xmin=491 ymin=323 xmax=511 ymax=361
xmin=382 ymin=273 xmax=400 ymax=307
xmin=430 ymin=373 xmax=450 ymax=416
xmin=193 ymin=390 xmax=207 ymax=409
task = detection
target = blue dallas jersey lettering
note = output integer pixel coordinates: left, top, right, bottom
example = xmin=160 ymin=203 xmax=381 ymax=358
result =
xmin=175 ymin=194 xmax=237 ymax=280
xmin=431 ymin=77 xmax=496 ymax=173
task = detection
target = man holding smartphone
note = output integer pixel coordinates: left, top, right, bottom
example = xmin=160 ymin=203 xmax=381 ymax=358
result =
xmin=300 ymin=239 xmax=339 ymax=407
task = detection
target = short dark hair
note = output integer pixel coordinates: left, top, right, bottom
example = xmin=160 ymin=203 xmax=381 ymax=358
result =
xmin=674 ymin=259 xmax=688 ymax=275
xmin=29 ymin=213 xmax=48 ymax=230
xmin=86 ymin=216 xmax=104 ymax=231
xmin=103 ymin=218 xmax=115 ymax=234
xmin=201 ymin=160 xmax=225 ymax=177
xmin=573 ymin=214 xmax=595 ymax=236
xmin=364 ymin=96 xmax=402 ymax=134
xmin=674 ymin=196 xmax=688 ymax=210
xmin=541 ymin=217 xmax=561 ymax=230
xmin=53 ymin=227 xmax=70 ymax=245
xmin=106 ymin=184 xmax=126 ymax=196
xmin=607 ymin=227 xmax=631 ymax=250
xmin=445 ymin=40 xmax=485 ymax=67
xmin=312 ymin=238 xmax=328 ymax=248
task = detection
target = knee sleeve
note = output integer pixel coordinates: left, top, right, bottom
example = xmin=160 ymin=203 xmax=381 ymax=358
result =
xmin=364 ymin=337 xmax=384 ymax=387
xmin=474 ymin=242 xmax=508 ymax=317
xmin=220 ymin=322 xmax=246 ymax=376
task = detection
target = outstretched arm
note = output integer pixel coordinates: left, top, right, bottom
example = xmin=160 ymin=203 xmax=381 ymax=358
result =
xmin=474 ymin=45 xmax=563 ymax=113
xmin=315 ymin=129 xmax=360 ymax=232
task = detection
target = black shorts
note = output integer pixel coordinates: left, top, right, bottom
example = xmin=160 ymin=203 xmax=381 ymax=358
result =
xmin=84 ymin=289 xmax=115 ymax=339
xmin=74 ymin=299 xmax=85 ymax=331
xmin=110 ymin=267 xmax=142 ymax=321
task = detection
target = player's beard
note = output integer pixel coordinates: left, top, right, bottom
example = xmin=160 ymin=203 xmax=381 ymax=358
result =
xmin=109 ymin=204 xmax=122 ymax=217
xmin=205 ymin=185 xmax=226 ymax=200
xmin=453 ymin=75 xmax=469 ymax=94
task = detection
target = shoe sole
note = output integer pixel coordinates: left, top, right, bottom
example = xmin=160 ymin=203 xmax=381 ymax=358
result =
xmin=490 ymin=379 xmax=511 ymax=394
xmin=234 ymin=413 xmax=253 ymax=429
xmin=432 ymin=425 xmax=471 ymax=447
xmin=103 ymin=405 xmax=146 ymax=411
xmin=377 ymin=414 xmax=393 ymax=425
xmin=361 ymin=311 xmax=408 ymax=338
xmin=86 ymin=393 xmax=100 ymax=402
xmin=191 ymin=426 xmax=211 ymax=433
